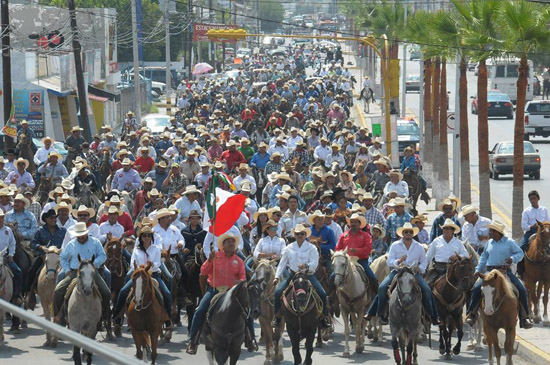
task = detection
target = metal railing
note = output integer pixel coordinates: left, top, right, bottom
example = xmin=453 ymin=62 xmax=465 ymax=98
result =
xmin=0 ymin=299 xmax=140 ymax=365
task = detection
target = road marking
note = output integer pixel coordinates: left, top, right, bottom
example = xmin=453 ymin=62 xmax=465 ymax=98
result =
xmin=355 ymin=102 xmax=367 ymax=129
xmin=470 ymin=184 xmax=513 ymax=227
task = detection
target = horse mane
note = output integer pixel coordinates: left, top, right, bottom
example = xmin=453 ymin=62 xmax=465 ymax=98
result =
xmin=219 ymin=281 xmax=245 ymax=312
xmin=532 ymin=221 xmax=550 ymax=252
xmin=131 ymin=263 xmax=153 ymax=280
xmin=485 ymin=270 xmax=515 ymax=299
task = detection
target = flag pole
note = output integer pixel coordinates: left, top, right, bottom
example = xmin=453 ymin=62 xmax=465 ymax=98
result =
xmin=210 ymin=171 xmax=217 ymax=287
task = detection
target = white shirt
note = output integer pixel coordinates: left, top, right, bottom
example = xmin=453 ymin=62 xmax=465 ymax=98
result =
xmin=57 ymin=217 xmax=76 ymax=230
xmin=387 ymin=239 xmax=428 ymax=273
xmin=153 ymin=224 xmax=184 ymax=254
xmin=287 ymin=136 xmax=303 ymax=150
xmin=34 ymin=146 xmax=59 ymax=166
xmin=203 ymin=225 xmax=244 ymax=256
xmin=426 ymin=236 xmax=469 ymax=263
xmin=276 ymin=240 xmax=319 ymax=279
xmin=245 ymin=198 xmax=259 ymax=218
xmin=384 ymin=181 xmax=409 ymax=198
xmin=268 ymin=145 xmax=289 ymax=161
xmin=313 ymin=145 xmax=331 ymax=162
xmin=131 ymin=244 xmax=161 ymax=273
xmin=329 ymin=221 xmax=343 ymax=242
xmin=253 ymin=235 xmax=286 ymax=259
xmin=62 ymin=223 xmax=99 ymax=249
xmin=521 ymin=205 xmax=550 ymax=232
xmin=281 ymin=209 xmax=308 ymax=236
xmin=325 ymin=153 xmax=345 ymax=169
xmin=233 ymin=175 xmax=257 ymax=195
xmin=0 ymin=225 xmax=16 ymax=256
xmin=174 ymin=196 xmax=201 ymax=220
xmin=461 ymin=215 xmax=492 ymax=249
xmin=99 ymin=221 xmax=125 ymax=243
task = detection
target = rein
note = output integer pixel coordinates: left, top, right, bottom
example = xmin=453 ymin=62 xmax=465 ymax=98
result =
xmin=433 ymin=262 xmax=466 ymax=311
xmin=133 ymin=273 xmax=154 ymax=312
xmin=106 ymin=254 xmax=124 ymax=277
xmin=396 ymin=278 xmax=420 ymax=311
xmin=335 ymin=255 xmax=367 ymax=306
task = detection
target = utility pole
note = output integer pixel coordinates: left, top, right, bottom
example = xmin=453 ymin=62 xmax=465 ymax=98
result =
xmin=131 ymin=0 xmax=141 ymax=122
xmin=222 ymin=10 xmax=226 ymax=69
xmin=256 ymin=0 xmax=260 ymax=45
xmin=68 ymin=0 xmax=91 ymax=140
xmin=401 ymin=4 xmax=407 ymax=117
xmin=187 ymin=0 xmax=192 ymax=79
xmin=164 ymin=1 xmax=171 ymax=93
xmin=1 ymin=0 xmax=13 ymax=149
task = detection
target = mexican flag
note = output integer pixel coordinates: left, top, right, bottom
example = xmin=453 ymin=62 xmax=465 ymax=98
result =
xmin=203 ymin=173 xmax=246 ymax=236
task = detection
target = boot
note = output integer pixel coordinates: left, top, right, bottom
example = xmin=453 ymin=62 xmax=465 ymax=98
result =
xmin=272 ymin=314 xmax=282 ymax=328
xmin=465 ymin=311 xmax=477 ymax=326
xmin=368 ymin=277 xmax=379 ymax=298
xmin=519 ymin=304 xmax=533 ymax=329
xmin=25 ymin=281 xmax=37 ymax=310
xmin=517 ymin=259 xmax=525 ymax=278
xmin=244 ymin=328 xmax=258 ymax=352
xmin=319 ymin=315 xmax=331 ymax=329
xmin=186 ymin=334 xmax=200 ymax=355
xmin=421 ymin=191 xmax=431 ymax=205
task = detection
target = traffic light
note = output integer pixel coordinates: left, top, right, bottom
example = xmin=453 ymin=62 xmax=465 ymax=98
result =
xmin=206 ymin=29 xmax=247 ymax=40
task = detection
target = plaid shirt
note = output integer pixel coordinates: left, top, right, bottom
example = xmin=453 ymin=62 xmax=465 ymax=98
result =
xmin=84 ymin=151 xmax=101 ymax=172
xmin=365 ymin=207 xmax=386 ymax=227
xmin=28 ymin=201 xmax=42 ymax=223
xmin=289 ymin=149 xmax=313 ymax=166
xmin=385 ymin=212 xmax=413 ymax=242
xmin=166 ymin=174 xmax=186 ymax=196
xmin=265 ymin=161 xmax=283 ymax=175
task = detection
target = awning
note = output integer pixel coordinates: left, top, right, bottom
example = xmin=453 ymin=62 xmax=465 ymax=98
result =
xmin=88 ymin=85 xmax=120 ymax=102
xmin=31 ymin=78 xmax=74 ymax=97
xmin=88 ymin=94 xmax=108 ymax=102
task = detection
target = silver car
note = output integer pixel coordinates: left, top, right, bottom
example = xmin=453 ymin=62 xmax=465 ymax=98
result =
xmin=141 ymin=114 xmax=172 ymax=139
xmin=489 ymin=141 xmax=541 ymax=180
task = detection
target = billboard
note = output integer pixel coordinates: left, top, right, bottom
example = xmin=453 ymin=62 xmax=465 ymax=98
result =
xmin=193 ymin=23 xmax=238 ymax=42
xmin=13 ymin=89 xmax=45 ymax=138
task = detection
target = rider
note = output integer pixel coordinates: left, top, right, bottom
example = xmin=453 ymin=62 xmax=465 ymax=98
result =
xmin=519 ymin=190 xmax=549 ymax=250
xmin=309 ymin=210 xmax=337 ymax=273
xmin=186 ymin=233 xmax=250 ymax=355
xmin=465 ymin=220 xmax=533 ymax=329
xmin=110 ymin=158 xmax=141 ymax=192
xmin=364 ymin=222 xmax=441 ymax=326
xmin=460 ymin=205 xmax=491 ymax=254
xmin=361 ymin=75 xmax=375 ymax=103
xmin=5 ymin=193 xmax=39 ymax=240
xmin=112 ymin=225 xmax=172 ymax=328
xmin=271 ymin=224 xmax=331 ymax=329
xmin=53 ymin=222 xmax=111 ymax=325
xmin=0 ymin=209 xmax=22 ymax=303
xmin=400 ymin=146 xmax=430 ymax=203
xmin=383 ymin=170 xmax=409 ymax=201
xmin=430 ymin=198 xmax=461 ymax=242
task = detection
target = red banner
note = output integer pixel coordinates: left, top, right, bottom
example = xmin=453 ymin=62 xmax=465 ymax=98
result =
xmin=193 ymin=23 xmax=238 ymax=42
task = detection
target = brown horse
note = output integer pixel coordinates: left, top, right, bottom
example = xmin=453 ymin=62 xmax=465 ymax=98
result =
xmin=99 ymin=150 xmax=111 ymax=191
xmin=34 ymin=176 xmax=53 ymax=206
xmin=104 ymin=236 xmax=127 ymax=305
xmin=17 ymin=134 xmax=36 ymax=174
xmin=354 ymin=162 xmax=369 ymax=188
xmin=161 ymin=247 xmax=181 ymax=325
xmin=478 ymin=270 xmax=518 ymax=365
xmin=402 ymin=170 xmax=423 ymax=216
xmin=523 ymin=220 xmax=550 ymax=325
xmin=127 ymin=263 xmax=167 ymax=364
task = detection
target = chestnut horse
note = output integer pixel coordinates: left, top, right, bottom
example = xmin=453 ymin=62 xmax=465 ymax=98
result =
xmin=523 ymin=221 xmax=550 ymax=325
xmin=104 ymin=237 xmax=127 ymax=304
xmin=478 ymin=270 xmax=518 ymax=365
xmin=161 ymin=247 xmax=181 ymax=325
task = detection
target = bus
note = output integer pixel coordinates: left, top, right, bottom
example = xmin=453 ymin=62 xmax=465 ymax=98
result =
xmin=490 ymin=58 xmax=533 ymax=104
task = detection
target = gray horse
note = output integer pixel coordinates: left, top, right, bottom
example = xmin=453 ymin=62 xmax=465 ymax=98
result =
xmin=389 ymin=266 xmax=423 ymax=365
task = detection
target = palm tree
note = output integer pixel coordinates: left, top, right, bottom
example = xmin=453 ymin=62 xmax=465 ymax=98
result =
xmin=499 ymin=0 xmax=550 ymax=239
xmin=432 ymin=58 xmax=442 ymax=200
xmin=439 ymin=57 xmax=450 ymax=199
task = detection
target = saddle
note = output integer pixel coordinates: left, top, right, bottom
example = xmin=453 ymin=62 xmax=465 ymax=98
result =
xmin=426 ymin=262 xmax=448 ymax=288
xmin=206 ymin=286 xmax=229 ymax=315
xmin=282 ymin=279 xmax=322 ymax=316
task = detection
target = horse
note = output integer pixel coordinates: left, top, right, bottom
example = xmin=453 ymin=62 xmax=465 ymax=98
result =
xmin=463 ymin=241 xmax=484 ymax=352
xmin=332 ymin=249 xmax=372 ymax=357
xmin=354 ymin=162 xmax=369 ymax=188
xmin=183 ymin=245 xmax=204 ymax=331
xmin=357 ymin=87 xmax=374 ymax=113
xmin=367 ymin=254 xmax=390 ymax=342
xmin=0 ymin=249 xmax=13 ymax=342
xmin=126 ymin=263 xmax=166 ymax=364
xmin=37 ymin=247 xmax=61 ymax=347
xmin=34 ymin=176 xmax=53 ymax=206
xmin=161 ymin=246 xmax=181 ymax=327
xmin=277 ymin=271 xmax=322 ymax=365
xmin=67 ymin=257 xmax=102 ymax=365
xmin=478 ymin=269 xmax=518 ymax=365
xmin=104 ymin=237 xmax=127 ymax=305
xmin=204 ymin=280 xmax=262 ymax=365
xmin=389 ymin=266 xmax=423 ymax=365
xmin=402 ymin=170 xmax=424 ymax=216
xmin=251 ymin=259 xmax=284 ymax=364
xmin=99 ymin=150 xmax=111 ymax=191
xmin=432 ymin=256 xmax=475 ymax=360
xmin=523 ymin=221 xmax=550 ymax=325
xmin=12 ymin=227 xmax=32 ymax=330
xmin=76 ymin=181 xmax=103 ymax=213
xmin=17 ymin=134 xmax=36 ymax=174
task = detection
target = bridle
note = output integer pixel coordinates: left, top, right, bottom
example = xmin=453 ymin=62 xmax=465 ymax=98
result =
xmin=132 ymin=271 xmax=153 ymax=311
xmin=396 ymin=270 xmax=420 ymax=311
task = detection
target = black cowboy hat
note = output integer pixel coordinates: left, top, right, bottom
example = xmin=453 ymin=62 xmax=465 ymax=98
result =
xmin=3 ymin=148 xmax=17 ymax=157
xmin=331 ymin=187 xmax=345 ymax=201
xmin=41 ymin=209 xmax=57 ymax=222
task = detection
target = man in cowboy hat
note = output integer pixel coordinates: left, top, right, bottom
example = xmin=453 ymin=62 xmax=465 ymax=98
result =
xmin=325 ymin=143 xmax=345 ymax=169
xmin=62 ymin=205 xmax=100 ymax=249
xmin=519 ymin=190 xmax=550 ymax=250
xmin=123 ymin=110 xmax=138 ymax=134
xmin=55 ymin=201 xmax=76 ymax=230
xmin=98 ymin=195 xmax=135 ymax=237
xmin=64 ymin=126 xmax=85 ymax=161
xmin=365 ymin=222 xmax=440 ymax=325
xmin=0 ymin=209 xmax=22 ymax=304
xmin=334 ymin=213 xmax=379 ymax=295
xmin=33 ymin=136 xmax=58 ymax=166
xmin=4 ymin=158 xmax=35 ymax=189
xmin=313 ymin=137 xmax=331 ymax=165
xmin=286 ymin=127 xmax=304 ymax=150
xmin=221 ymin=140 xmax=247 ymax=172
xmin=133 ymin=147 xmax=155 ymax=175
xmin=73 ymin=161 xmax=99 ymax=195
xmin=98 ymin=132 xmax=117 ymax=153
xmin=368 ymin=137 xmax=384 ymax=159
xmin=362 ymin=192 xmax=386 ymax=227
xmin=174 ymin=185 xmax=201 ymax=222
xmin=384 ymin=198 xmax=413 ymax=243
xmin=5 ymin=193 xmax=38 ymax=240
xmin=99 ymin=206 xmax=124 ymax=244
xmin=383 ymin=169 xmax=409 ymax=201
xmin=145 ymin=160 xmax=169 ymax=192
xmin=233 ymin=163 xmax=257 ymax=196
xmin=372 ymin=158 xmax=391 ymax=192
xmin=425 ymin=218 xmax=469 ymax=286
xmin=111 ymin=158 xmax=141 ymax=192
xmin=37 ymin=151 xmax=68 ymax=186
xmin=181 ymin=210 xmax=206 ymax=264
xmin=271 ymin=224 xmax=331 ymax=329
xmin=430 ymin=198 xmax=461 ymax=242
xmin=309 ymin=210 xmax=337 ymax=272
xmin=132 ymin=177 xmax=154 ymax=217
xmin=250 ymin=142 xmax=270 ymax=170
xmin=265 ymin=152 xmax=284 ymax=176
xmin=465 ymin=220 xmax=533 ymax=329
xmin=460 ymin=205 xmax=491 ymax=254
xmin=267 ymin=136 xmax=289 ymax=161
xmin=186 ymin=233 xmax=248 ymax=355
xmin=281 ymin=195 xmax=308 ymax=240
xmin=54 ymin=222 xmax=111 ymax=326
xmin=400 ymin=146 xmax=430 ymax=204
xmin=269 ymin=173 xmax=293 ymax=208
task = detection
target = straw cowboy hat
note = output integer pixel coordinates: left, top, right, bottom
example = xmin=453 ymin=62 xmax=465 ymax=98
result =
xmin=389 ymin=197 xmax=411 ymax=208
xmin=330 ymin=143 xmax=341 ymax=151
xmin=13 ymin=193 xmax=30 ymax=208
xmin=0 ymin=188 xmax=12 ymax=198
xmin=57 ymin=193 xmax=76 ymax=206
xmin=396 ymin=222 xmax=419 ymax=238
xmin=389 ymin=169 xmax=403 ymax=180
xmin=373 ymin=159 xmax=389 ymax=168
xmin=437 ymin=198 xmax=457 ymax=211
xmin=276 ymin=191 xmax=290 ymax=200
xmin=183 ymin=185 xmax=200 ymax=195
xmin=54 ymin=201 xmax=72 ymax=214
xmin=253 ymin=207 xmax=270 ymax=222
xmin=276 ymin=172 xmax=292 ymax=182
xmin=155 ymin=208 xmax=173 ymax=221
xmin=107 ymin=205 xmax=123 ymax=216
xmin=217 ymin=232 xmax=239 ymax=251
xmin=372 ymin=136 xmax=384 ymax=144
xmin=448 ymin=193 xmax=462 ymax=210
xmin=138 ymin=225 xmax=153 ymax=236
xmin=147 ymin=188 xmax=162 ymax=200
xmin=121 ymin=158 xmax=133 ymax=166
xmin=351 ymin=203 xmax=366 ymax=214
xmin=440 ymin=218 xmax=461 ymax=233
xmin=411 ymin=214 xmax=428 ymax=225
xmin=320 ymin=190 xmax=334 ymax=200
xmin=339 ymin=170 xmax=353 ymax=180
xmin=72 ymin=205 xmax=96 ymax=218
xmin=73 ymin=222 xmax=89 ymax=237
xmin=238 ymin=163 xmax=249 ymax=171
xmin=14 ymin=158 xmax=29 ymax=169
xmin=60 ymin=179 xmax=75 ymax=191
xmin=488 ymin=220 xmax=506 ymax=235
xmin=270 ymin=152 xmax=283 ymax=160
xmin=359 ymin=192 xmax=374 ymax=201
xmin=42 ymin=136 xmax=54 ymax=144
xmin=346 ymin=213 xmax=367 ymax=229
xmin=458 ymin=205 xmax=478 ymax=219
xmin=240 ymin=182 xmax=252 ymax=193
xmin=48 ymin=186 xmax=65 ymax=200
xmin=308 ymin=210 xmax=325 ymax=225
xmin=292 ymin=223 xmax=312 ymax=238
xmin=371 ymin=224 xmax=386 ymax=239
xmin=71 ymin=126 xmax=84 ymax=133
xmin=267 ymin=206 xmax=282 ymax=218
xmin=105 ymin=195 xmax=122 ymax=207
xmin=262 ymin=219 xmax=278 ymax=233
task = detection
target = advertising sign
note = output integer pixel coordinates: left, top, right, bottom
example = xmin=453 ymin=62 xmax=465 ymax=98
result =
xmin=193 ymin=23 xmax=238 ymax=42
xmin=13 ymin=89 xmax=45 ymax=138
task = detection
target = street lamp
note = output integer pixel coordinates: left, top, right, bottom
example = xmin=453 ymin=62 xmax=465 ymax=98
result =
xmin=206 ymin=29 xmax=395 ymax=158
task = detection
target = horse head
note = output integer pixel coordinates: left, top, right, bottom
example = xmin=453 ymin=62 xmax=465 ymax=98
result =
xmin=457 ymin=256 xmax=475 ymax=292
xmin=77 ymin=255 xmax=96 ymax=296
xmin=478 ymin=269 xmax=515 ymax=316
xmin=535 ymin=221 xmax=550 ymax=257
xmin=331 ymin=249 xmax=350 ymax=288
xmin=105 ymin=237 xmax=122 ymax=259
xmin=131 ymin=262 xmax=153 ymax=308
xmin=245 ymin=278 xmax=262 ymax=320
xmin=123 ymin=237 xmax=136 ymax=254
xmin=252 ymin=259 xmax=276 ymax=293
xmin=292 ymin=271 xmax=312 ymax=310
xmin=395 ymin=266 xmax=419 ymax=307
xmin=44 ymin=247 xmax=61 ymax=280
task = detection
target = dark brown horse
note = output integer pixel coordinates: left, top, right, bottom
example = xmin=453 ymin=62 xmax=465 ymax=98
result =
xmin=16 ymin=134 xmax=36 ymax=174
xmin=183 ymin=245 xmax=204 ymax=331
xmin=34 ymin=177 xmax=53 ymax=206
xmin=402 ymin=170 xmax=423 ymax=216
xmin=104 ymin=236 xmax=126 ymax=305
xmin=523 ymin=220 xmax=550 ymax=325
xmin=161 ymin=247 xmax=181 ymax=325
xmin=432 ymin=257 xmax=475 ymax=360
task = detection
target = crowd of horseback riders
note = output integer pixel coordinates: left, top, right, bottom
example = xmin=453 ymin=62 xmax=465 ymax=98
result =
xmin=0 ymin=42 xmax=543 ymax=365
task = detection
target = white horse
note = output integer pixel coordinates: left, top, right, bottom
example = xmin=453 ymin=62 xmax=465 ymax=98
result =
xmin=464 ymin=240 xmax=484 ymax=352
xmin=0 ymin=248 xmax=13 ymax=342
xmin=332 ymin=249 xmax=372 ymax=357
xmin=367 ymin=254 xmax=390 ymax=342
xmin=37 ymin=247 xmax=61 ymax=347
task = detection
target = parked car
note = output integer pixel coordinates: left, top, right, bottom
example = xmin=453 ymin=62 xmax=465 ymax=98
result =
xmin=489 ymin=141 xmax=541 ymax=180
xmin=397 ymin=117 xmax=420 ymax=161
xmin=524 ymin=100 xmax=550 ymax=141
xmin=409 ymin=46 xmax=421 ymax=61
xmin=405 ymin=75 xmax=421 ymax=92
xmin=141 ymin=114 xmax=171 ymax=139
xmin=471 ymin=91 xmax=514 ymax=119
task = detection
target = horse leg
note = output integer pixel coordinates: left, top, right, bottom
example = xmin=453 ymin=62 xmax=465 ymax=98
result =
xmin=534 ymin=281 xmax=542 ymax=323
xmin=355 ymin=311 xmax=365 ymax=354
xmin=73 ymin=345 xmax=82 ymax=365
xmin=85 ymin=350 xmax=93 ymax=365
xmin=342 ymin=309 xmax=350 ymax=357
xmin=150 ymin=329 xmax=159 ymax=365
xmin=273 ymin=320 xmax=285 ymax=363
xmin=316 ymin=322 xmax=323 ymax=348
xmin=303 ymin=326 xmax=315 ymax=365
xmin=405 ymin=339 xmax=413 ymax=365
xmin=412 ymin=340 xmax=419 ymax=365
xmin=504 ymin=327 xmax=515 ymax=365
xmin=261 ymin=320 xmax=272 ymax=365
xmin=290 ymin=331 xmax=302 ymax=365
xmin=445 ymin=322 xmax=454 ymax=359
xmin=391 ymin=335 xmax=401 ymax=365
xmin=438 ymin=325 xmax=445 ymax=354
xmin=543 ymin=282 xmax=550 ymax=326
xmin=366 ymin=316 xmax=374 ymax=339
xmin=527 ymin=280 xmax=538 ymax=322
xmin=132 ymin=331 xmax=144 ymax=360
xmin=453 ymin=317 xmax=463 ymax=355
xmin=485 ymin=328 xmax=498 ymax=365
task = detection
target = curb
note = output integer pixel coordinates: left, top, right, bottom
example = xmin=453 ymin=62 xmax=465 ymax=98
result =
xmin=498 ymin=329 xmax=550 ymax=363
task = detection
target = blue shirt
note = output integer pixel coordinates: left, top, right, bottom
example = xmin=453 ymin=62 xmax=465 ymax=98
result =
xmin=476 ymin=236 xmax=524 ymax=273
xmin=311 ymin=224 xmax=337 ymax=257
xmin=400 ymin=155 xmax=417 ymax=173
xmin=60 ymin=236 xmax=106 ymax=273
xmin=385 ymin=212 xmax=413 ymax=242
xmin=250 ymin=152 xmax=270 ymax=169
xmin=430 ymin=213 xmax=461 ymax=242
xmin=145 ymin=170 xmax=169 ymax=191
xmin=31 ymin=225 xmax=67 ymax=254
xmin=5 ymin=209 xmax=39 ymax=240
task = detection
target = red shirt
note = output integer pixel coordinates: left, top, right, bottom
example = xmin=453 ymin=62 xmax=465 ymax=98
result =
xmin=200 ymin=251 xmax=246 ymax=289
xmin=132 ymin=190 xmax=149 ymax=217
xmin=134 ymin=156 xmax=155 ymax=174
xmin=221 ymin=149 xmax=246 ymax=171
xmin=111 ymin=159 xmax=123 ymax=172
xmin=335 ymin=229 xmax=372 ymax=260
xmin=99 ymin=211 xmax=135 ymax=236
xmin=241 ymin=109 xmax=256 ymax=122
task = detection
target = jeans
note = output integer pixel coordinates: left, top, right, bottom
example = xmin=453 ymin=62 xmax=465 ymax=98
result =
xmin=321 ymin=255 xmax=333 ymax=274
xmin=112 ymin=271 xmax=171 ymax=319
xmin=27 ymin=255 xmax=44 ymax=291
xmin=189 ymin=287 xmax=217 ymax=340
xmin=467 ymin=269 xmax=529 ymax=318
xmin=330 ymin=258 xmax=378 ymax=286
xmin=8 ymin=260 xmax=22 ymax=299
xmin=244 ymin=256 xmax=255 ymax=273
xmin=520 ymin=227 xmax=537 ymax=249
xmin=101 ymin=267 xmax=111 ymax=289
xmin=160 ymin=263 xmax=173 ymax=289
xmin=122 ymin=249 xmax=131 ymax=264
xmin=237 ymin=251 xmax=252 ymax=275
xmin=274 ymin=274 xmax=328 ymax=315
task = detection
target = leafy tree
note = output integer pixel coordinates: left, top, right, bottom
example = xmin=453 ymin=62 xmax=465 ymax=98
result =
xmin=258 ymin=1 xmax=284 ymax=33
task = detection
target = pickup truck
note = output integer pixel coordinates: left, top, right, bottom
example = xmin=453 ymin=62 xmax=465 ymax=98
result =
xmin=524 ymin=100 xmax=550 ymax=141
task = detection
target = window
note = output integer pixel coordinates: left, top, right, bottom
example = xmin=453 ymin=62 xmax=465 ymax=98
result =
xmin=527 ymin=102 xmax=550 ymax=113
xmin=506 ymin=66 xmax=518 ymax=78
xmin=495 ymin=65 xmax=506 ymax=78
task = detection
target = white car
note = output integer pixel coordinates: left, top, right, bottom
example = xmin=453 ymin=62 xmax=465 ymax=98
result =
xmin=141 ymin=114 xmax=171 ymax=139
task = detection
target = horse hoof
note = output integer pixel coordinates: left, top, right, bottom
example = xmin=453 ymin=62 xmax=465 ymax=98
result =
xmin=263 ymin=360 xmax=271 ymax=365
xmin=373 ymin=337 xmax=379 ymax=343
xmin=534 ymin=315 xmax=541 ymax=324
xmin=444 ymin=354 xmax=452 ymax=360
xmin=316 ymin=341 xmax=323 ymax=348
xmin=356 ymin=345 xmax=364 ymax=354
xmin=367 ymin=332 xmax=373 ymax=339
xmin=43 ymin=340 xmax=51 ymax=347
xmin=343 ymin=351 xmax=350 ymax=358
xmin=543 ymin=320 xmax=550 ymax=327
xmin=453 ymin=347 xmax=461 ymax=355
xmin=474 ymin=345 xmax=483 ymax=352
xmin=466 ymin=344 xmax=474 ymax=351
xmin=439 ymin=347 xmax=445 ymax=355
xmin=21 ymin=321 xmax=28 ymax=329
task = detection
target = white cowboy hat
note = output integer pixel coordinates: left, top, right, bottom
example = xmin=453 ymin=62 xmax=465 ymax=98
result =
xmin=389 ymin=197 xmax=411 ymax=208
xmin=275 ymin=191 xmax=290 ymax=200
xmin=253 ymin=207 xmax=270 ymax=222
xmin=13 ymin=193 xmax=30 ymax=208
xmin=107 ymin=205 xmax=122 ymax=216
xmin=73 ymin=222 xmax=89 ymax=236
xmin=154 ymin=208 xmax=173 ymax=221
xmin=389 ymin=169 xmax=403 ymax=180
xmin=458 ymin=205 xmax=478 ymax=219
xmin=440 ymin=218 xmax=461 ymax=234
xmin=346 ymin=213 xmax=367 ymax=229
xmin=238 ymin=163 xmax=249 ymax=171
xmin=410 ymin=214 xmax=428 ymax=225
xmin=71 ymin=126 xmax=84 ymax=133
xmin=292 ymin=223 xmax=312 ymax=238
xmin=320 ymin=190 xmax=333 ymax=200
xmin=147 ymin=188 xmax=162 ymax=200
xmin=276 ymin=172 xmax=292 ymax=182
xmin=57 ymin=193 xmax=76 ymax=206
xmin=396 ymin=222 xmax=419 ymax=238
xmin=14 ymin=158 xmax=29 ymax=169
xmin=60 ymin=179 xmax=75 ymax=191
xmin=270 ymin=152 xmax=283 ymax=160
xmin=437 ymin=198 xmax=457 ymax=211
xmin=105 ymin=195 xmax=122 ymax=206
xmin=214 ymin=161 xmax=224 ymax=169
xmin=448 ymin=193 xmax=462 ymax=210
xmin=487 ymin=220 xmax=506 ymax=235
xmin=217 ymin=232 xmax=239 ymax=251
xmin=308 ymin=210 xmax=325 ymax=225
xmin=183 ymin=185 xmax=200 ymax=195
xmin=240 ymin=182 xmax=252 ymax=193
xmin=350 ymin=203 xmax=366 ymax=214
xmin=339 ymin=170 xmax=353 ymax=180
xmin=54 ymin=201 xmax=72 ymax=214
xmin=48 ymin=186 xmax=65 ymax=200
xmin=121 ymin=158 xmax=133 ymax=166
xmin=371 ymin=224 xmax=386 ymax=239
xmin=360 ymin=192 xmax=374 ymax=201
xmin=72 ymin=205 xmax=96 ymax=218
